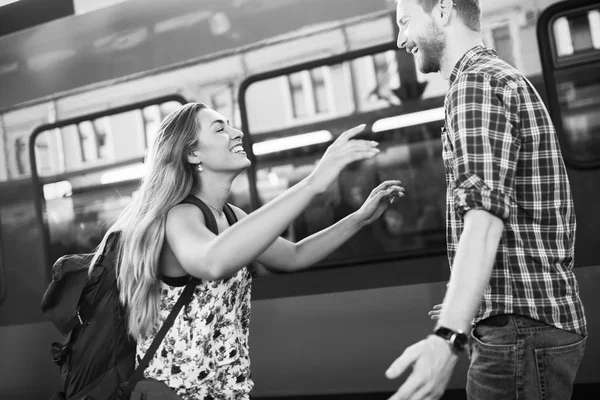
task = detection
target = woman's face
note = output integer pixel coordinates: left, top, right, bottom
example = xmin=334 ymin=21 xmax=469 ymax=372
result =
xmin=192 ymin=108 xmax=251 ymax=174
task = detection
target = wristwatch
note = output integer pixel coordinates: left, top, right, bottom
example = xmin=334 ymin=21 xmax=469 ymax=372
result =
xmin=433 ymin=326 xmax=468 ymax=354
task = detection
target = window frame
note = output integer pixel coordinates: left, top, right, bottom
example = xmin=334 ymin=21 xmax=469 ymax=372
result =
xmin=537 ymin=0 xmax=600 ymax=169
xmin=239 ymin=42 xmax=449 ymax=291
xmin=282 ymin=66 xmax=335 ymax=123
xmin=28 ymin=94 xmax=188 ymax=282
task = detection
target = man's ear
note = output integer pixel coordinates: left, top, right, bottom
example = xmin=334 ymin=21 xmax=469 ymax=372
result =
xmin=435 ymin=0 xmax=454 ymax=25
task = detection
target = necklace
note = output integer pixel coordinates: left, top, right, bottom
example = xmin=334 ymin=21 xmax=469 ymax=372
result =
xmin=204 ymin=201 xmax=224 ymax=217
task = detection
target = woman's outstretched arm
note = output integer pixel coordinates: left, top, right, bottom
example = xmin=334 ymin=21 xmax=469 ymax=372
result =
xmin=232 ymin=180 xmax=404 ymax=272
xmin=166 ymin=125 xmax=379 ymax=280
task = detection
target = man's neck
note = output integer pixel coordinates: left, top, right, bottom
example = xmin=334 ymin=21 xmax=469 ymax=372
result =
xmin=440 ymin=29 xmax=484 ymax=80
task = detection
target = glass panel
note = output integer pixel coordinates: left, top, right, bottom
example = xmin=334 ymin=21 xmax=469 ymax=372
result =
xmin=32 ymin=100 xmax=189 ymax=265
xmin=552 ymin=7 xmax=600 ymax=59
xmin=244 ymin=49 xmax=447 ymax=266
xmin=44 ymin=164 xmax=141 ymax=264
xmin=310 ymin=67 xmax=329 ymax=114
xmin=246 ymin=54 xmax=449 ymax=135
xmin=554 ymin=62 xmax=600 ymax=164
xmin=288 ymin=72 xmax=308 ymax=118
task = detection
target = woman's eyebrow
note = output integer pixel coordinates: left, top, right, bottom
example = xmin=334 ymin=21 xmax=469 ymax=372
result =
xmin=210 ymin=119 xmax=229 ymax=127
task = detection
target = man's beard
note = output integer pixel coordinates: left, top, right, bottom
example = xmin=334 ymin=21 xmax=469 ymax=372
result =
xmin=416 ymin=21 xmax=445 ymax=74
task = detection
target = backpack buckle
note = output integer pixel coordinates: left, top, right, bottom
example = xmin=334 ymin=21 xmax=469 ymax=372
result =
xmin=76 ymin=302 xmax=91 ymax=325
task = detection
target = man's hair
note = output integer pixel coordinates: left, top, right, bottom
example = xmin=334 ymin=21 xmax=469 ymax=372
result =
xmin=418 ymin=0 xmax=481 ymax=32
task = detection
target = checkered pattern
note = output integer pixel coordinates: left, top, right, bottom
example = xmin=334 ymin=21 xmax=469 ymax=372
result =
xmin=442 ymin=46 xmax=586 ymax=335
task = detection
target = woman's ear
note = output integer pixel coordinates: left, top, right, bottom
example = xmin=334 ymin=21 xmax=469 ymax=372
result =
xmin=187 ymin=150 xmax=200 ymax=164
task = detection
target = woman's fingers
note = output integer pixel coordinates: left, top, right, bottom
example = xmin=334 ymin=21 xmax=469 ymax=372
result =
xmin=343 ymin=148 xmax=380 ymax=164
xmin=428 ymin=304 xmax=443 ymax=320
xmin=336 ymin=124 xmax=367 ymax=142
xmin=369 ymin=181 xmax=405 ymax=201
xmin=338 ymin=139 xmax=378 ymax=155
xmin=372 ymin=180 xmax=403 ymax=192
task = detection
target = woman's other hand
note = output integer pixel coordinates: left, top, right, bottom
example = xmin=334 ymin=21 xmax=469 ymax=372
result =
xmin=355 ymin=180 xmax=404 ymax=225
xmin=306 ymin=124 xmax=379 ymax=194
xmin=429 ymin=304 xmax=443 ymax=320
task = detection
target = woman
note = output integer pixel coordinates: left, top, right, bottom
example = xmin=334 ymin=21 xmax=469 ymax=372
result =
xmin=99 ymin=102 xmax=404 ymax=399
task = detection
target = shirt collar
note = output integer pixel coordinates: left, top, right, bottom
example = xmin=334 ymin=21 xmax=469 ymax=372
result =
xmin=448 ymin=45 xmax=498 ymax=85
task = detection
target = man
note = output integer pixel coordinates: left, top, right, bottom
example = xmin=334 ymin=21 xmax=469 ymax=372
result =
xmin=385 ymin=1 xmax=587 ymax=399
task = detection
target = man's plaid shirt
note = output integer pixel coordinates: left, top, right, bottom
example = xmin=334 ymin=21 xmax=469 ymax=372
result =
xmin=442 ymin=46 xmax=586 ymax=335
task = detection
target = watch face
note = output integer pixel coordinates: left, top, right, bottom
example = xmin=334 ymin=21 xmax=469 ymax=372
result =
xmin=434 ymin=327 xmax=468 ymax=353
xmin=453 ymin=332 xmax=468 ymax=351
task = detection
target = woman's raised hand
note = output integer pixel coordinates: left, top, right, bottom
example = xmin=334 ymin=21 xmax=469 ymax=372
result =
xmin=428 ymin=304 xmax=443 ymax=320
xmin=355 ymin=180 xmax=405 ymax=225
xmin=306 ymin=124 xmax=379 ymax=194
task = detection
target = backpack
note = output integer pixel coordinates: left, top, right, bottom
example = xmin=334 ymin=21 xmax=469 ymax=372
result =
xmin=41 ymin=196 xmax=239 ymax=400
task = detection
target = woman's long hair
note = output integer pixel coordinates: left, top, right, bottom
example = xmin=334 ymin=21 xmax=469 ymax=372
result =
xmin=90 ymin=102 xmax=207 ymax=340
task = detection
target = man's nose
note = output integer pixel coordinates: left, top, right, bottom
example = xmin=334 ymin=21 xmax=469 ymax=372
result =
xmin=396 ymin=33 xmax=407 ymax=49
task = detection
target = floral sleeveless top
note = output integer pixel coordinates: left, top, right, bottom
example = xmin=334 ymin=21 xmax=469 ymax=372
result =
xmin=136 ymin=267 xmax=253 ymax=399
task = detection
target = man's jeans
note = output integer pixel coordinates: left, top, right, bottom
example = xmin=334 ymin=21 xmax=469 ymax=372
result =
xmin=466 ymin=314 xmax=586 ymax=400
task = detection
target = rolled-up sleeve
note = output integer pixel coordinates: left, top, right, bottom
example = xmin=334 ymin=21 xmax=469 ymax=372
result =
xmin=447 ymin=72 xmax=520 ymax=220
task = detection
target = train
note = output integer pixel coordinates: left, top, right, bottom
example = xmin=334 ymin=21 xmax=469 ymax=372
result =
xmin=0 ymin=0 xmax=599 ymax=398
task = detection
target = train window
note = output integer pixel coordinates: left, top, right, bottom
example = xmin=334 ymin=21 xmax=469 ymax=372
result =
xmin=30 ymin=97 xmax=187 ymax=266
xmin=553 ymin=64 xmax=600 ymax=164
xmin=241 ymin=47 xmax=447 ymax=268
xmin=541 ymin=4 xmax=600 ymax=166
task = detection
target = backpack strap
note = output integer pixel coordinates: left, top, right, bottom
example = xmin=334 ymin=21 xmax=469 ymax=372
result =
xmin=180 ymin=195 xmax=238 ymax=233
xmin=121 ymin=276 xmax=198 ymax=399
xmin=121 ymin=196 xmax=237 ymax=398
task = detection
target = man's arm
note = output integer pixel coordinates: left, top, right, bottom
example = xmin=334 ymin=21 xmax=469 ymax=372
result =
xmin=436 ymin=209 xmax=504 ymax=333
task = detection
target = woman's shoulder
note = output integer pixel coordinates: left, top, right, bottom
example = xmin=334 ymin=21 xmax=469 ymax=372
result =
xmin=166 ymin=202 xmax=206 ymax=224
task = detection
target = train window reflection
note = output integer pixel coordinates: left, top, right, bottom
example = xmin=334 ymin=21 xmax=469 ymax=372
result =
xmin=43 ymin=164 xmax=141 ymax=264
xmin=32 ymin=99 xmax=187 ymax=265
xmin=243 ymin=49 xmax=448 ymax=266
xmin=552 ymin=7 xmax=600 ymax=58
xmin=555 ymin=62 xmax=600 ymax=164
xmin=249 ymin=123 xmax=446 ymax=265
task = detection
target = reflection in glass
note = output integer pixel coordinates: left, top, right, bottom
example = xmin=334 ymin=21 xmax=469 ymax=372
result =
xmin=250 ymin=121 xmax=446 ymax=266
xmin=288 ymin=72 xmax=308 ymax=118
xmin=553 ymin=8 xmax=600 ymax=58
xmin=555 ymin=62 xmax=600 ymax=164
xmin=44 ymin=169 xmax=139 ymax=264
xmin=243 ymin=50 xmax=448 ymax=266
xmin=33 ymin=101 xmax=186 ymax=263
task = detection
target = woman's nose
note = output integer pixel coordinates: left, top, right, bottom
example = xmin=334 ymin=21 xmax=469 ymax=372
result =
xmin=230 ymin=126 xmax=244 ymax=139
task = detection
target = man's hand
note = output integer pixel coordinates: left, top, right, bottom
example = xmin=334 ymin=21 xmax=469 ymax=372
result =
xmin=385 ymin=335 xmax=459 ymax=400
